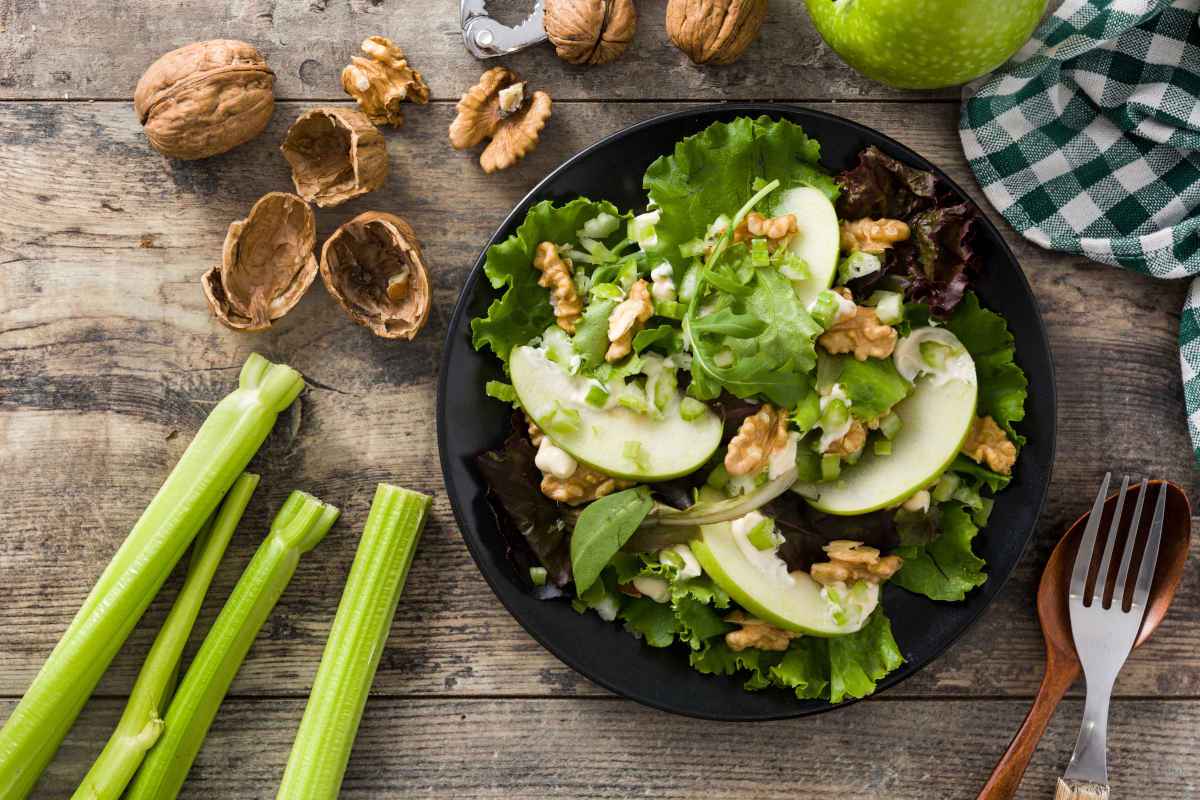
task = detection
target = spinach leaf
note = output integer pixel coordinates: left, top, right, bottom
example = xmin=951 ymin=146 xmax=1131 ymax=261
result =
xmin=836 ymin=356 xmax=912 ymax=420
xmin=570 ymin=487 xmax=654 ymax=593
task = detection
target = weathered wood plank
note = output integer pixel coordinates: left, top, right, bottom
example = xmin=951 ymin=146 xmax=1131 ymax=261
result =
xmin=0 ymin=0 xmax=958 ymax=102
xmin=14 ymin=696 xmax=1200 ymax=799
xmin=2 ymin=100 xmax=1197 ymax=702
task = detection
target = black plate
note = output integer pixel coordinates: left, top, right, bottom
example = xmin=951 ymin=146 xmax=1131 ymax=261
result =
xmin=437 ymin=104 xmax=1056 ymax=720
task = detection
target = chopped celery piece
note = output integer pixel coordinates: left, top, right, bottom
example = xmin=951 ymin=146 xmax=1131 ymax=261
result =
xmin=72 ymin=473 xmax=259 ymax=800
xmin=629 ymin=210 xmax=660 ymax=250
xmin=873 ymin=439 xmax=893 ymax=456
xmin=0 ymin=354 xmax=303 ymax=800
xmin=931 ymin=472 xmax=960 ymax=503
xmin=706 ymin=463 xmax=730 ymax=490
xmin=678 ymin=262 xmax=702 ymax=302
xmin=921 ymin=341 xmax=950 ymax=369
xmin=776 ymin=251 xmax=810 ymax=281
xmin=529 ymin=566 xmax=548 ymax=586
xmin=679 ymin=396 xmax=707 ymax=422
xmin=878 ymin=412 xmax=903 ymax=440
xmin=870 ymin=291 xmax=905 ymax=325
xmin=750 ymin=238 xmax=770 ymax=267
xmin=618 ymin=386 xmax=649 ymax=414
xmin=581 ymin=212 xmax=620 ymax=239
xmin=821 ymin=454 xmax=842 ymax=482
xmin=584 ymin=381 xmax=610 ymax=408
xmin=794 ymin=448 xmax=822 ymax=482
xmin=679 ymin=238 xmax=706 ymax=258
xmin=746 ymin=519 xmax=777 ymax=551
xmin=654 ymin=299 xmax=686 ymax=320
xmin=792 ymin=391 xmax=821 ymax=433
xmin=809 ymin=290 xmax=840 ymax=329
xmin=623 ymin=440 xmax=648 ymax=468
xmin=127 ymin=491 xmax=339 ymax=800
xmin=544 ymin=402 xmax=582 ymax=436
xmin=838 ymin=251 xmax=882 ymax=283
xmin=591 ymin=282 xmax=624 ymax=301
xmin=652 ymin=367 xmax=677 ymax=413
xmin=820 ymin=399 xmax=849 ymax=430
xmin=277 ymin=484 xmax=429 ymax=800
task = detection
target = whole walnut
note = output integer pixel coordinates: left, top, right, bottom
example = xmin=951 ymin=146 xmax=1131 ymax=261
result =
xmin=666 ymin=0 xmax=767 ymax=65
xmin=134 ymin=40 xmax=275 ymax=160
xmin=544 ymin=0 xmax=637 ymax=65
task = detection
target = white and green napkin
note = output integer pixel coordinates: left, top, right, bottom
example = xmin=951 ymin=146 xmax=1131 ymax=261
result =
xmin=960 ymin=0 xmax=1200 ymax=459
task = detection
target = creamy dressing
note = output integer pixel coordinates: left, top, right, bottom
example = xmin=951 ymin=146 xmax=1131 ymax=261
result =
xmin=730 ymin=511 xmax=794 ymax=587
xmin=534 ymin=436 xmax=576 ymax=479
xmin=650 ymin=262 xmax=676 ymax=301
xmin=593 ymin=594 xmax=619 ymax=622
xmin=768 ymin=432 xmax=799 ymax=480
xmin=818 ymin=384 xmax=853 ymax=453
xmin=631 ymin=210 xmax=661 ymax=250
xmin=665 ymin=543 xmax=702 ymax=580
xmin=818 ymin=580 xmax=880 ymax=627
xmin=893 ymin=328 xmax=977 ymax=387
xmin=902 ymin=490 xmax=931 ymax=513
xmin=632 ymin=576 xmax=671 ymax=603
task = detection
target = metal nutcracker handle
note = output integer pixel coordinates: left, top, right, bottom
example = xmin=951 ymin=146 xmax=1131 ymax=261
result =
xmin=460 ymin=0 xmax=547 ymax=59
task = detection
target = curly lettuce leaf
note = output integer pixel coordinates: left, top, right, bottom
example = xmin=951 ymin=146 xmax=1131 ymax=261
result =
xmin=945 ymin=292 xmax=1028 ymax=445
xmin=892 ymin=503 xmax=987 ymax=602
xmin=620 ymin=596 xmax=678 ymax=648
xmin=644 ymin=116 xmax=838 ymax=270
xmin=472 ymin=198 xmax=629 ymax=368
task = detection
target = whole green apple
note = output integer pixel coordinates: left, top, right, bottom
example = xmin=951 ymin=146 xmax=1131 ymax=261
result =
xmin=805 ymin=0 xmax=1047 ymax=89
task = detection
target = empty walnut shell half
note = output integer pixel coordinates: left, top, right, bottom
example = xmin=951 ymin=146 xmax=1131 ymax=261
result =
xmin=202 ymin=192 xmax=318 ymax=332
xmin=134 ymin=39 xmax=275 ymax=160
xmin=281 ymin=107 xmax=388 ymax=208
xmin=544 ymin=0 xmax=637 ymax=65
xmin=319 ymin=212 xmax=431 ymax=340
xmin=449 ymin=67 xmax=552 ymax=173
xmin=666 ymin=0 xmax=767 ymax=65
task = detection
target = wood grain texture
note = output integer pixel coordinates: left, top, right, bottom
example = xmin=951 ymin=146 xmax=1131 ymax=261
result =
xmin=0 ymin=0 xmax=956 ymax=102
xmin=1 ymin=100 xmax=1197 ymax=706
xmin=12 ymin=696 xmax=1200 ymax=799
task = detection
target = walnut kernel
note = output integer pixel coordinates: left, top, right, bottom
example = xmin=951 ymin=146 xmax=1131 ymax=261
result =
xmin=725 ymin=404 xmax=790 ymax=476
xmin=605 ymin=279 xmax=653 ymax=362
xmin=961 ymin=416 xmax=1017 ymax=475
xmin=818 ymin=304 xmax=898 ymax=361
xmin=810 ymin=540 xmax=903 ymax=587
xmin=724 ymin=611 xmax=796 ymax=652
xmin=533 ymin=242 xmax=583 ymax=334
xmin=824 ymin=418 xmax=867 ymax=457
xmin=544 ymin=0 xmax=637 ymax=66
xmin=340 ymin=36 xmax=430 ymax=128
xmin=528 ymin=421 xmax=633 ymax=504
xmin=840 ymin=218 xmax=911 ymax=255
xmin=449 ymin=67 xmax=552 ymax=173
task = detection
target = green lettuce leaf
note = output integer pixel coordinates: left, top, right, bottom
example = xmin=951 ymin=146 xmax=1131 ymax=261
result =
xmin=826 ymin=610 xmax=904 ymax=702
xmin=471 ymin=198 xmax=630 ymax=369
xmin=643 ymin=115 xmax=839 ymax=270
xmin=892 ymin=503 xmax=987 ymax=601
xmin=945 ymin=292 xmax=1028 ymax=445
xmin=572 ymin=298 xmax=616 ymax=371
xmin=620 ymin=596 xmax=678 ymax=648
xmin=836 ymin=356 xmax=912 ymax=420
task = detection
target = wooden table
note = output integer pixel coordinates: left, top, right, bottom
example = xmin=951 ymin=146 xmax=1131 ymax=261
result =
xmin=2 ymin=2 xmax=1198 ymax=797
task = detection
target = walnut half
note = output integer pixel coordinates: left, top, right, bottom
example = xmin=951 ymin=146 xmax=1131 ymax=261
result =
xmin=810 ymin=541 xmax=902 ymax=587
xmin=449 ymin=67 xmax=552 ymax=173
xmin=725 ymin=404 xmax=790 ymax=477
xmin=840 ymin=218 xmax=911 ymax=255
xmin=528 ymin=421 xmax=633 ymax=505
xmin=818 ymin=289 xmax=898 ymax=361
xmin=341 ymin=36 xmax=430 ymax=128
xmin=961 ymin=415 xmax=1017 ymax=475
xmin=724 ymin=611 xmax=796 ymax=652
xmin=605 ymin=279 xmax=653 ymax=362
xmin=533 ymin=242 xmax=583 ymax=334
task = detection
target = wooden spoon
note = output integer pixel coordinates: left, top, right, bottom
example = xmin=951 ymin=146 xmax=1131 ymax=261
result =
xmin=977 ymin=480 xmax=1191 ymax=800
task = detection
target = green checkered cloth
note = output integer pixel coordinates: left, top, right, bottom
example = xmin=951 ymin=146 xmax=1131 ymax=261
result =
xmin=960 ymin=0 xmax=1200 ymax=460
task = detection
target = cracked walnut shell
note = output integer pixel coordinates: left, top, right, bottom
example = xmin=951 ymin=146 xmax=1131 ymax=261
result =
xmin=666 ymin=0 xmax=768 ymax=65
xmin=281 ymin=107 xmax=388 ymax=207
xmin=725 ymin=404 xmax=790 ymax=477
xmin=319 ymin=212 xmax=431 ymax=340
xmin=810 ymin=541 xmax=902 ymax=587
xmin=134 ymin=39 xmax=275 ymax=160
xmin=544 ymin=0 xmax=637 ymax=65
xmin=449 ymin=68 xmax=552 ymax=173
xmin=202 ymin=192 xmax=318 ymax=332
xmin=341 ymin=36 xmax=430 ymax=128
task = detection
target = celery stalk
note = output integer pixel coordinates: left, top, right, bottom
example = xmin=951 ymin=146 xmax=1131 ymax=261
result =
xmin=0 ymin=354 xmax=303 ymax=800
xmin=276 ymin=484 xmax=431 ymax=800
xmin=126 ymin=491 xmax=339 ymax=800
xmin=71 ymin=472 xmax=259 ymax=800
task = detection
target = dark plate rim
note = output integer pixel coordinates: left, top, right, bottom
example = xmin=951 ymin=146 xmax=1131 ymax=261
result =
xmin=437 ymin=102 xmax=1057 ymax=720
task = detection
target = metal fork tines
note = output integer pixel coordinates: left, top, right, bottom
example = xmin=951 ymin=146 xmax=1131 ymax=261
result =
xmin=1060 ymin=473 xmax=1168 ymax=796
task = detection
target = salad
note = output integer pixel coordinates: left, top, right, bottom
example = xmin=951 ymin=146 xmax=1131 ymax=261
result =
xmin=471 ymin=116 xmax=1028 ymax=704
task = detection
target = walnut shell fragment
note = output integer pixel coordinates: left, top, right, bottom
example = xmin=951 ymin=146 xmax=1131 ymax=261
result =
xmin=449 ymin=67 xmax=552 ymax=173
xmin=666 ymin=0 xmax=767 ymax=65
xmin=341 ymin=36 xmax=430 ymax=127
xmin=281 ymin=107 xmax=388 ymax=207
xmin=544 ymin=0 xmax=637 ymax=65
xmin=319 ymin=212 xmax=431 ymax=340
xmin=202 ymin=192 xmax=318 ymax=332
xmin=134 ymin=39 xmax=275 ymax=160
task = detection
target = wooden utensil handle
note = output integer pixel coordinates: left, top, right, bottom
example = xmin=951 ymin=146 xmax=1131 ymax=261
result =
xmin=977 ymin=662 xmax=1078 ymax=800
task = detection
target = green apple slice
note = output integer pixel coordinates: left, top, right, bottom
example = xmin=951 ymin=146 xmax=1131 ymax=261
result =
xmin=510 ymin=345 xmax=722 ymax=481
xmin=691 ymin=519 xmax=877 ymax=636
xmin=775 ymin=185 xmax=840 ymax=306
xmin=794 ymin=374 xmax=978 ymax=515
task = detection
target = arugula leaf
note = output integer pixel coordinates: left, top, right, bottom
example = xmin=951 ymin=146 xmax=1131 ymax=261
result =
xmin=836 ymin=356 xmax=912 ymax=420
xmin=570 ymin=487 xmax=654 ymax=594
xmin=573 ymin=298 xmax=616 ymax=371
xmin=944 ymin=292 xmax=1028 ymax=444
xmin=472 ymin=198 xmax=629 ymax=369
xmin=892 ymin=503 xmax=987 ymax=601
xmin=633 ymin=324 xmax=684 ymax=355
xmin=644 ymin=116 xmax=838 ymax=270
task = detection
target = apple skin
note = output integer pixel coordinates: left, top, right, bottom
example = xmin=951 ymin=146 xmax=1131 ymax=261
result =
xmin=805 ymin=0 xmax=1047 ymax=90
